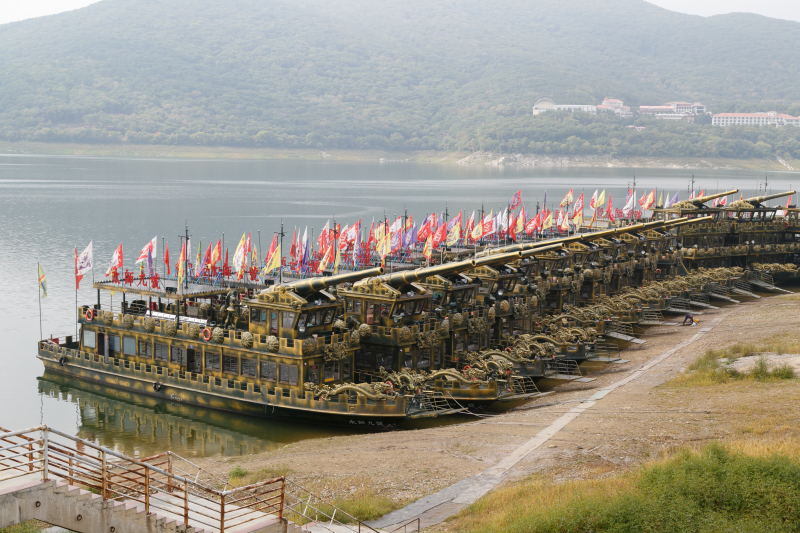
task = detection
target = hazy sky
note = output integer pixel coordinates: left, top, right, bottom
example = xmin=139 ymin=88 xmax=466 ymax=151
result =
xmin=1 ymin=0 xmax=799 ymax=25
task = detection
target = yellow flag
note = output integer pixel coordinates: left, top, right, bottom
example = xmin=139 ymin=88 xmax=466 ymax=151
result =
xmin=261 ymin=243 xmax=281 ymax=275
xmin=471 ymin=218 xmax=483 ymax=240
xmin=542 ymin=212 xmax=553 ymax=230
xmin=445 ymin=224 xmax=460 ymax=246
xmin=515 ymin=211 xmax=524 ymax=234
xmin=597 ymin=190 xmax=605 ymax=207
xmin=423 ymin=235 xmax=433 ymax=260
xmin=318 ymin=243 xmax=333 ymax=273
xmin=374 ymin=223 xmax=385 ymax=243
xmin=657 ymin=191 xmax=663 ymax=207
xmin=572 ymin=210 xmax=583 ymax=227
xmin=334 ymin=245 xmax=342 ymax=274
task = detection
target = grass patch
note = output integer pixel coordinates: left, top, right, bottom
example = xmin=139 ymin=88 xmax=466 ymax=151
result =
xmin=229 ymin=464 xmax=294 ymax=487
xmin=672 ymin=343 xmax=797 ymax=386
xmin=228 ymin=465 xmax=248 ymax=480
xmin=0 ymin=520 xmax=52 ymax=533
xmin=331 ymin=489 xmax=402 ymax=523
xmin=447 ymin=443 xmax=800 ymax=533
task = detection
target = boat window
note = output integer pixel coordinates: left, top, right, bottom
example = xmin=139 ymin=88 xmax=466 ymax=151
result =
xmin=260 ymin=361 xmax=277 ymax=381
xmin=138 ymin=340 xmax=152 ymax=358
xmin=355 ymin=349 xmax=373 ymax=370
xmin=251 ymin=309 xmax=267 ymax=323
xmin=416 ymin=300 xmax=426 ymax=313
xmin=354 ymin=300 xmax=362 ymax=313
xmin=454 ymin=332 xmax=464 ymax=352
xmin=324 ymin=361 xmax=340 ymax=382
xmin=405 ymin=301 xmax=415 ymax=315
xmin=343 ymin=360 xmax=351 ymax=379
xmin=171 ymin=346 xmax=186 ymax=366
xmin=307 ymin=312 xmax=318 ymax=327
xmin=282 ymin=312 xmax=296 ymax=330
xmin=379 ymin=303 xmax=391 ymax=319
xmin=365 ymin=302 xmax=375 ymax=325
xmin=432 ymin=291 xmax=444 ymax=305
xmin=205 ymin=351 xmax=220 ymax=371
xmin=323 ymin=309 xmax=333 ymax=324
xmin=375 ymin=349 xmax=393 ymax=370
xmin=223 ymin=355 xmax=238 ymax=374
xmin=297 ymin=313 xmax=308 ymax=328
xmin=108 ymin=335 xmax=120 ymax=353
xmin=123 ymin=337 xmax=136 ymax=356
xmin=270 ymin=313 xmax=278 ymax=334
xmin=241 ymin=358 xmax=257 ymax=377
xmin=404 ymin=348 xmax=414 ymax=369
xmin=83 ymin=330 xmax=96 ymax=349
xmin=417 ymin=347 xmax=430 ymax=369
xmin=280 ymin=364 xmax=299 ymax=384
xmin=154 ymin=343 xmax=168 ymax=362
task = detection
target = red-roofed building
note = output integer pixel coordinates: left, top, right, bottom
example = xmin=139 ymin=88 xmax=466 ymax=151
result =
xmin=712 ymin=111 xmax=800 ymax=127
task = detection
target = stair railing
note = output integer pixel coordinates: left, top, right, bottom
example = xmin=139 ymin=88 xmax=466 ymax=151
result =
xmin=0 ymin=425 xmax=286 ymax=533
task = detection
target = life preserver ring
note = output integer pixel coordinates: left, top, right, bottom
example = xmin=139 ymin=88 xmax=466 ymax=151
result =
xmin=201 ymin=327 xmax=212 ymax=342
xmin=153 ymin=382 xmax=162 ymax=392
xmin=385 ymin=381 xmax=394 ymax=390
xmin=85 ymin=309 xmax=94 ymax=322
xmin=58 ymin=356 xmax=67 ymax=366
xmin=656 ymin=269 xmax=661 ymax=274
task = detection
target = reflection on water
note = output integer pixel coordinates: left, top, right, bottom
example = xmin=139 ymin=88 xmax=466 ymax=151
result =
xmin=38 ymin=372 xmax=354 ymax=458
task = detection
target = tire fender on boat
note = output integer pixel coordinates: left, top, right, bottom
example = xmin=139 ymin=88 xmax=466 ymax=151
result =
xmin=153 ymin=382 xmax=162 ymax=392
xmin=58 ymin=356 xmax=67 ymax=366
xmin=85 ymin=309 xmax=94 ymax=322
xmin=201 ymin=327 xmax=212 ymax=342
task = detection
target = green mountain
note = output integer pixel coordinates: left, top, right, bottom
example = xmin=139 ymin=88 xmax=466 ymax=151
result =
xmin=1 ymin=0 xmax=800 ymax=155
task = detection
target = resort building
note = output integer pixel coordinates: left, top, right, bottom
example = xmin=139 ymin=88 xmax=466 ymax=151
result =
xmin=711 ymin=112 xmax=800 ymax=127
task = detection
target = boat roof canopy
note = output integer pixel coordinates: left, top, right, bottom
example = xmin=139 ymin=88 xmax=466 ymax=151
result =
xmin=92 ymin=278 xmax=267 ymax=300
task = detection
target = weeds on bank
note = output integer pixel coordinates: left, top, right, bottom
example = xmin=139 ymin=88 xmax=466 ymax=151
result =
xmin=0 ymin=521 xmax=52 ymax=533
xmin=227 ymin=466 xmax=401 ymax=524
xmin=446 ymin=443 xmax=800 ymax=533
xmin=672 ymin=341 xmax=796 ymax=386
xmin=228 ymin=464 xmax=294 ymax=486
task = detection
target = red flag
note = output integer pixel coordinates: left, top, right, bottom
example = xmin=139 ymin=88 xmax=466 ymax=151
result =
xmin=525 ymin=213 xmax=540 ymax=235
xmin=164 ymin=242 xmax=170 ymax=275
xmin=224 ymin=249 xmax=229 ymax=269
xmin=290 ymin=228 xmax=297 ymax=260
xmin=465 ymin=211 xmax=475 ymax=243
xmin=510 ymin=189 xmax=522 ymax=210
xmin=432 ymin=223 xmax=447 ymax=248
xmin=265 ymin=234 xmax=278 ymax=264
xmin=75 ymin=247 xmax=82 ymax=289
xmin=607 ymin=197 xmax=615 ymax=223
xmin=507 ymin=213 xmax=516 ymax=241
xmin=405 ymin=214 xmax=414 ymax=230
xmin=367 ymin=220 xmax=375 ymax=249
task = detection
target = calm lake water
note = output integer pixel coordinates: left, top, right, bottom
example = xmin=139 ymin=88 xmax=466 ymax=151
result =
xmin=1 ymin=154 xmax=797 ymax=457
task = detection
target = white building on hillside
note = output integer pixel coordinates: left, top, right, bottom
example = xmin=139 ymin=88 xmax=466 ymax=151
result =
xmin=712 ymin=111 xmax=800 ymax=127
xmin=640 ymin=102 xmax=706 ymax=119
xmin=532 ymin=98 xmax=596 ymax=115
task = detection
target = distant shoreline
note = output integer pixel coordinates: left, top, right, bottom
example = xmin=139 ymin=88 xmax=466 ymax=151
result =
xmin=1 ymin=141 xmax=796 ymax=171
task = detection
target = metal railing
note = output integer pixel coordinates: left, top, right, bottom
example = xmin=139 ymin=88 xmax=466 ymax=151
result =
xmin=0 ymin=425 xmax=285 ymax=533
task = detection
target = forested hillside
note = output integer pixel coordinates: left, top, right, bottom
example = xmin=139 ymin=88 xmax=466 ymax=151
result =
xmin=1 ymin=0 xmax=800 ymax=158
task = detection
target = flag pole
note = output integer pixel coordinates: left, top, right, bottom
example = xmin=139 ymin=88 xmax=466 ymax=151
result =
xmin=75 ymin=248 xmax=79 ymax=341
xmin=38 ymin=262 xmax=43 ymax=340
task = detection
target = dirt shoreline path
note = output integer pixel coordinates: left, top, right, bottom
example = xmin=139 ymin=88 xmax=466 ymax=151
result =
xmin=194 ymin=292 xmax=800 ymax=530
xmin=370 ymin=313 xmax=732 ymax=530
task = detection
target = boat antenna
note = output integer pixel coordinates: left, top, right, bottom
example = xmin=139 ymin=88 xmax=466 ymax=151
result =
xmin=279 ymin=219 xmax=285 ymax=283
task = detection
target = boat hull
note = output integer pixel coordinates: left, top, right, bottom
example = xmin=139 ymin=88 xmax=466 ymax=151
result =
xmin=37 ymin=349 xmax=427 ymax=429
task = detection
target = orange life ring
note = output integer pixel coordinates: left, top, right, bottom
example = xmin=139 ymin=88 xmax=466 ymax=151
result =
xmin=85 ymin=309 xmax=94 ymax=322
xmin=656 ymin=269 xmax=661 ymax=274
xmin=201 ymin=327 xmax=212 ymax=342
xmin=385 ymin=381 xmax=394 ymax=390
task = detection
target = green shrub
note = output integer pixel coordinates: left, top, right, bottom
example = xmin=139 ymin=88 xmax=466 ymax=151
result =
xmin=451 ymin=443 xmax=800 ymax=533
xmin=228 ymin=465 xmax=248 ymax=479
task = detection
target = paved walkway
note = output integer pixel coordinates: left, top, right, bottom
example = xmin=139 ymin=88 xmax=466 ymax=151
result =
xmin=369 ymin=317 xmax=728 ymax=531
